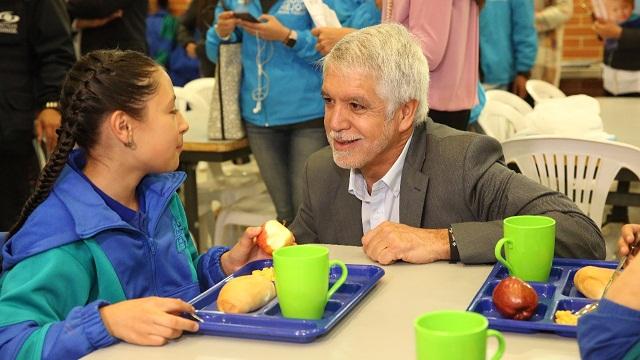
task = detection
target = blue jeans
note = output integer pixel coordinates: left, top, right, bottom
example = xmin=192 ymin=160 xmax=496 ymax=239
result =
xmin=245 ymin=119 xmax=327 ymax=224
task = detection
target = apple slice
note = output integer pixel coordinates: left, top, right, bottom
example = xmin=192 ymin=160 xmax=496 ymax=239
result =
xmin=256 ymin=220 xmax=295 ymax=255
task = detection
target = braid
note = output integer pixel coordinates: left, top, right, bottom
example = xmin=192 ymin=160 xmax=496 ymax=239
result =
xmin=5 ymin=50 xmax=159 ymax=239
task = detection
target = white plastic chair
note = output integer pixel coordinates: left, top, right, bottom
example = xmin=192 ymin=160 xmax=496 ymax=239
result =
xmin=184 ymin=77 xmax=215 ymax=106
xmin=525 ymin=80 xmax=567 ymax=105
xmin=501 ymin=136 xmax=640 ymax=228
xmin=212 ymin=191 xmax=276 ymax=246
xmin=173 ymin=86 xmax=208 ymax=114
xmin=478 ymin=100 xmax=528 ymax=142
xmin=485 ymin=90 xmax=533 ymax=116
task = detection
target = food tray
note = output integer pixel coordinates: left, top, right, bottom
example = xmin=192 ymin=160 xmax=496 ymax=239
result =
xmin=188 ymin=259 xmax=385 ymax=343
xmin=467 ymin=258 xmax=617 ymax=337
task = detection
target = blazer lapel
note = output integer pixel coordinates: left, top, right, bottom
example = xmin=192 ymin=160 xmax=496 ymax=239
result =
xmin=400 ymin=122 xmax=429 ymax=228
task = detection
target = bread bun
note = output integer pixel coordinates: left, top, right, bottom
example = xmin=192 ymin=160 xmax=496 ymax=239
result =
xmin=574 ymin=266 xmax=615 ymax=300
xmin=217 ymin=274 xmax=276 ymax=314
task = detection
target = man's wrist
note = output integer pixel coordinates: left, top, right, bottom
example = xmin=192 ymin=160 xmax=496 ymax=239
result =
xmin=215 ymin=24 xmax=232 ymax=41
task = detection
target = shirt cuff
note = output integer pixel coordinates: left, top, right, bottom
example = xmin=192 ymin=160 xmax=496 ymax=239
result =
xmin=81 ymin=300 xmax=119 ymax=349
xmin=598 ymin=298 xmax=640 ymax=319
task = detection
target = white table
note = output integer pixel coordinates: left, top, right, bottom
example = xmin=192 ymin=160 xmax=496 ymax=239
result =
xmin=598 ymin=97 xmax=640 ymax=148
xmin=86 ymin=245 xmax=579 ymax=359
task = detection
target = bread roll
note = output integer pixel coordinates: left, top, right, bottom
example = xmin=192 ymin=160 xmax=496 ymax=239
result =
xmin=217 ymin=275 xmax=276 ymax=314
xmin=574 ymin=266 xmax=615 ymax=300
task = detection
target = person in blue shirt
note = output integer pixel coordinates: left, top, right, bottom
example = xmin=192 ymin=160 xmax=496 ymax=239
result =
xmin=0 ymin=50 xmax=269 ymax=359
xmin=578 ymin=223 xmax=640 ymax=360
xmin=206 ymin=0 xmax=331 ymax=225
xmin=480 ymin=0 xmax=538 ymax=98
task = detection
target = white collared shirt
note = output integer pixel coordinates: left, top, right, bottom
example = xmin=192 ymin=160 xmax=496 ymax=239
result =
xmin=348 ymin=135 xmax=413 ymax=234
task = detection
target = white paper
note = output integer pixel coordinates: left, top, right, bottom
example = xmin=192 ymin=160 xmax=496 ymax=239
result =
xmin=303 ymin=0 xmax=341 ymax=28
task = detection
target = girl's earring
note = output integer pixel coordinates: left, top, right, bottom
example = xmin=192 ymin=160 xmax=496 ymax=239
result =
xmin=125 ymin=130 xmax=137 ymax=150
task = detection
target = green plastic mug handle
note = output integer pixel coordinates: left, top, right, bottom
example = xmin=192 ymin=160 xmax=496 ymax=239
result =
xmin=487 ymin=329 xmax=506 ymax=360
xmin=494 ymin=238 xmax=513 ymax=274
xmin=326 ymin=260 xmax=348 ymax=301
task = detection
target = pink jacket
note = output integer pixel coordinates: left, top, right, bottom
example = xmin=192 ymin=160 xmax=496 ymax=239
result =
xmin=383 ymin=0 xmax=479 ymax=111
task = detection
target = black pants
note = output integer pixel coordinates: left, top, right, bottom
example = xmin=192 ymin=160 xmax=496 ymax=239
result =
xmin=428 ymin=109 xmax=471 ymax=131
xmin=0 ymin=138 xmax=39 ymax=231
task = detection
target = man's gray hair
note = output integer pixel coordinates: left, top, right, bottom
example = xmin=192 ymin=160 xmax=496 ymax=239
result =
xmin=322 ymin=23 xmax=430 ymax=122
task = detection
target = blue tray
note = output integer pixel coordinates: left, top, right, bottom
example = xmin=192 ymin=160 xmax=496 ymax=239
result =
xmin=467 ymin=258 xmax=617 ymax=337
xmin=188 ymin=259 xmax=385 ymax=343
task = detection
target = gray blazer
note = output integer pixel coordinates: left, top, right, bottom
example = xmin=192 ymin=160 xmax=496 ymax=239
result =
xmin=290 ymin=119 xmax=605 ymax=264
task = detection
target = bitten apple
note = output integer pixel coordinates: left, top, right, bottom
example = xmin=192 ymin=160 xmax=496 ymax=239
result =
xmin=256 ymin=220 xmax=295 ymax=255
xmin=492 ymin=276 xmax=539 ymax=320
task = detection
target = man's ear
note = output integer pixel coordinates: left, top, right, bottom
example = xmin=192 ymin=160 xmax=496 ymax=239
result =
xmin=397 ymin=99 xmax=418 ymax=132
xmin=107 ymin=110 xmax=132 ymax=146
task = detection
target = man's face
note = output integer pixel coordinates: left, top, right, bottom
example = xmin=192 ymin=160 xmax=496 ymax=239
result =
xmin=321 ymin=67 xmax=397 ymax=171
xmin=605 ymin=0 xmax=633 ymax=22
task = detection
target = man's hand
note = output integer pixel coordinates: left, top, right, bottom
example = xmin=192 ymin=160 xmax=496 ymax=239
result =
xmin=593 ymin=20 xmax=623 ymax=40
xmin=511 ymin=74 xmax=528 ymax=98
xmin=240 ymin=15 xmax=289 ymax=42
xmin=606 ymin=254 xmax=640 ymax=311
xmin=216 ymin=11 xmax=240 ymax=38
xmin=185 ymin=42 xmax=198 ymax=59
xmin=34 ymin=108 xmax=61 ymax=153
xmin=361 ymin=222 xmax=450 ymax=265
xmin=221 ymin=226 xmax=271 ymax=275
xmin=311 ymin=27 xmax=355 ymax=55
xmin=618 ymin=224 xmax=640 ymax=265
xmin=74 ymin=10 xmax=123 ymax=30
xmin=99 ymin=297 xmax=199 ymax=346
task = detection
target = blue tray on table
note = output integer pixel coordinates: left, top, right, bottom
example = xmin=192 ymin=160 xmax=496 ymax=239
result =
xmin=467 ymin=258 xmax=617 ymax=337
xmin=188 ymin=259 xmax=385 ymax=343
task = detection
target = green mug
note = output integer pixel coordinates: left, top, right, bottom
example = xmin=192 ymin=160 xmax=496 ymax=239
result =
xmin=494 ymin=215 xmax=556 ymax=282
xmin=273 ymin=244 xmax=348 ymax=320
xmin=415 ymin=311 xmax=505 ymax=360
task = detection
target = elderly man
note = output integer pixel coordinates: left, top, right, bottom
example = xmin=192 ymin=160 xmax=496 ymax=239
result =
xmin=290 ymin=23 xmax=604 ymax=264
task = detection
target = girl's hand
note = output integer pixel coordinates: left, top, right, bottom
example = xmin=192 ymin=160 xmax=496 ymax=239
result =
xmin=216 ymin=11 xmax=240 ymax=38
xmin=221 ymin=226 xmax=271 ymax=275
xmin=100 ymin=297 xmax=199 ymax=346
xmin=240 ymin=14 xmax=289 ymax=42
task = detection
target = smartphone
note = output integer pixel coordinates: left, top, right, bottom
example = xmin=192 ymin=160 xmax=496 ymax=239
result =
xmin=234 ymin=12 xmax=260 ymax=23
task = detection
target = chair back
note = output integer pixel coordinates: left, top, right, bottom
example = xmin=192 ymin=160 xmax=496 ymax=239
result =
xmin=486 ymin=89 xmax=533 ymax=116
xmin=184 ymin=77 xmax=215 ymax=106
xmin=502 ymin=136 xmax=640 ymax=228
xmin=174 ymin=86 xmax=209 ymax=141
xmin=526 ymin=79 xmax=567 ymax=105
xmin=478 ymin=100 xmax=527 ymax=142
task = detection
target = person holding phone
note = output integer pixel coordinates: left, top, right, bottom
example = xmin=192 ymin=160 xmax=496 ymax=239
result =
xmin=205 ymin=0 xmax=332 ymax=225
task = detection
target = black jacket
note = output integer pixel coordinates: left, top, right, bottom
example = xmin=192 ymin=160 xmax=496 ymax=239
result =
xmin=67 ymin=0 xmax=148 ymax=55
xmin=0 ymin=0 xmax=75 ymax=144
xmin=605 ymin=18 xmax=640 ymax=71
xmin=176 ymin=0 xmax=217 ymax=77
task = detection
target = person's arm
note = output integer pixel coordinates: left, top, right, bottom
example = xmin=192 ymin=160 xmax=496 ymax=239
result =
xmin=535 ymin=0 xmax=573 ymax=32
xmin=177 ymin=0 xmax=198 ymax=48
xmin=32 ymin=0 xmax=75 ymax=153
xmin=205 ymin=5 xmax=242 ymax=64
xmin=578 ymin=255 xmax=640 ymax=360
xmin=452 ymin=135 xmax=605 ymax=264
xmin=66 ymin=0 xmax=135 ymax=19
xmin=511 ymin=0 xmax=538 ymax=96
xmin=0 ymin=247 xmax=118 ymax=359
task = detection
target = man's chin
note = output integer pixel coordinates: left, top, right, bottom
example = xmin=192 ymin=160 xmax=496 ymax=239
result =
xmin=332 ymin=151 xmax=362 ymax=170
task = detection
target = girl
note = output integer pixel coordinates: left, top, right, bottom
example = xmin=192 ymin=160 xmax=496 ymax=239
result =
xmin=0 ymin=50 xmax=268 ymax=359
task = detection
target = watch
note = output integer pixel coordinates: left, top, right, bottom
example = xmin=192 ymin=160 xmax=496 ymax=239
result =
xmin=44 ymin=101 xmax=60 ymax=109
xmin=284 ymin=29 xmax=297 ymax=48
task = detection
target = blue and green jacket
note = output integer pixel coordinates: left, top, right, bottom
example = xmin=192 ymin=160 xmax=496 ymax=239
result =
xmin=0 ymin=150 xmax=229 ymax=359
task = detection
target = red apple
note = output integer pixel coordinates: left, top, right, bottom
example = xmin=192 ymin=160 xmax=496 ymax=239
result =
xmin=492 ymin=276 xmax=539 ymax=320
xmin=256 ymin=220 xmax=295 ymax=255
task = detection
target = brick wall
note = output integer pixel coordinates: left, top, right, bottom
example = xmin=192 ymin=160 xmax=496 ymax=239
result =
xmin=563 ymin=0 xmax=603 ymax=61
